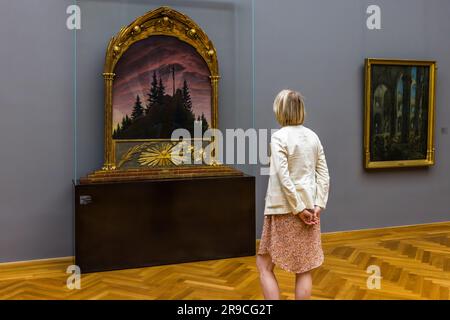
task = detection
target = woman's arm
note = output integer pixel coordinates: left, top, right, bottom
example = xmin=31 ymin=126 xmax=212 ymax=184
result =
xmin=270 ymin=134 xmax=306 ymax=214
xmin=314 ymin=138 xmax=330 ymax=209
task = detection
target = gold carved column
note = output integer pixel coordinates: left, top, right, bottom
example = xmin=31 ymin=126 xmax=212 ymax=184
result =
xmin=209 ymin=75 xmax=220 ymax=164
xmin=210 ymin=75 xmax=220 ymax=129
xmin=102 ymin=72 xmax=116 ymax=170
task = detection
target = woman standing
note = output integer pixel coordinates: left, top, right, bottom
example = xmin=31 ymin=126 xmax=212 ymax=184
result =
xmin=256 ymin=89 xmax=330 ymax=300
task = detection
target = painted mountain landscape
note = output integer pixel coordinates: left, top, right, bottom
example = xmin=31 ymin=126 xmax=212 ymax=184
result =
xmin=112 ymin=35 xmax=212 ymax=140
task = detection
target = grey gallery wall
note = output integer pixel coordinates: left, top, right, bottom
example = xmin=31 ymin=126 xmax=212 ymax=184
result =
xmin=0 ymin=0 xmax=74 ymax=263
xmin=253 ymin=0 xmax=450 ymax=236
xmin=0 ymin=0 xmax=449 ymax=263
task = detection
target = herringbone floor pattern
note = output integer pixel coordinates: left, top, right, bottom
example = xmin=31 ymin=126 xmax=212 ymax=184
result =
xmin=1 ymin=222 xmax=450 ymax=300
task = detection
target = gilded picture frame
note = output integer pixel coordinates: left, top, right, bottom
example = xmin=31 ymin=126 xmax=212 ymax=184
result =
xmin=81 ymin=6 xmax=242 ymax=183
xmin=364 ymin=58 xmax=436 ymax=169
xmin=103 ymin=6 xmax=219 ymax=171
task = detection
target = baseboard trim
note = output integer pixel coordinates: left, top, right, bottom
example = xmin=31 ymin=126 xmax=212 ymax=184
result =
xmin=321 ymin=219 xmax=450 ymax=236
xmin=1 ymin=220 xmax=449 ymax=267
xmin=0 ymin=256 xmax=74 ymax=268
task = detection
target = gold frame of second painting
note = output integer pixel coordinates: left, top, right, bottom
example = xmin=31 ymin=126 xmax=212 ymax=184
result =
xmin=364 ymin=58 xmax=436 ymax=169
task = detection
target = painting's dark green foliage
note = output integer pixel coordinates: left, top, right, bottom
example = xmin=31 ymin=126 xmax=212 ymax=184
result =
xmin=114 ymin=78 xmax=208 ymax=139
xmin=113 ymin=114 xmax=133 ymax=139
xmin=146 ymin=71 xmax=159 ymax=114
xmin=200 ymin=113 xmax=209 ymax=133
xmin=182 ymin=80 xmax=193 ymax=112
xmin=131 ymin=95 xmax=144 ymax=120
xmin=157 ymin=77 xmax=166 ymax=104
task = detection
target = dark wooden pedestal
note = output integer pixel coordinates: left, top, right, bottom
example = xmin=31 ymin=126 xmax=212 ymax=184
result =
xmin=74 ymin=175 xmax=255 ymax=273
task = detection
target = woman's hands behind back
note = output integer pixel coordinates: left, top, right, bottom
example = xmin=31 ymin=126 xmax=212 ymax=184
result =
xmin=298 ymin=209 xmax=319 ymax=226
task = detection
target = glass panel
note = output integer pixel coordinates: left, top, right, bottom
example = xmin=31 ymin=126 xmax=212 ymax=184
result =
xmin=73 ymin=0 xmax=254 ymax=180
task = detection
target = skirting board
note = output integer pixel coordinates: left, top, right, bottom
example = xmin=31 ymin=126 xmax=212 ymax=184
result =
xmin=2 ymin=220 xmax=449 ymax=268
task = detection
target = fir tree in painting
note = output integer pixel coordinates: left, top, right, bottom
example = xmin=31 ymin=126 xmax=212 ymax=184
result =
xmin=112 ymin=36 xmax=211 ymax=140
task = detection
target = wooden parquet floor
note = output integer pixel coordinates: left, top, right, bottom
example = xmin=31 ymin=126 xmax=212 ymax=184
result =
xmin=1 ymin=222 xmax=450 ymax=300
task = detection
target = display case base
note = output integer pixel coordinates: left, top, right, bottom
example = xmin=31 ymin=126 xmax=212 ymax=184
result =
xmin=75 ymin=174 xmax=255 ymax=273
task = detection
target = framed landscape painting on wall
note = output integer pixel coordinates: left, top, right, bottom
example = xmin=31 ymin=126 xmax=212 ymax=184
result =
xmin=364 ymin=58 xmax=436 ymax=169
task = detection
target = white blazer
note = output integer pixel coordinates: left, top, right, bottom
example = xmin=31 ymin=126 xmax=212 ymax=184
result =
xmin=264 ymin=125 xmax=330 ymax=215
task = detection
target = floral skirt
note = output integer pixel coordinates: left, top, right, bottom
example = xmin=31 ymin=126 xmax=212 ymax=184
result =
xmin=258 ymin=213 xmax=324 ymax=273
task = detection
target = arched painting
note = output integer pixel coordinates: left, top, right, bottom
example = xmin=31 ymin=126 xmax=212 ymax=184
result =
xmin=112 ymin=35 xmax=212 ymax=140
xmin=79 ymin=7 xmax=243 ymax=183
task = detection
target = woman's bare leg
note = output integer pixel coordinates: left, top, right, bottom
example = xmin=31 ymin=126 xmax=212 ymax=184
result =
xmin=256 ymin=254 xmax=280 ymax=300
xmin=295 ymin=271 xmax=312 ymax=300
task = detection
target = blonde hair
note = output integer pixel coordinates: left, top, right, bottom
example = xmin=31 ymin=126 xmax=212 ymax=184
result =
xmin=273 ymin=89 xmax=305 ymax=126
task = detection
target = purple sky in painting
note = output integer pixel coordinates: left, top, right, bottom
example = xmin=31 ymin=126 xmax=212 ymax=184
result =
xmin=112 ymin=36 xmax=212 ymax=127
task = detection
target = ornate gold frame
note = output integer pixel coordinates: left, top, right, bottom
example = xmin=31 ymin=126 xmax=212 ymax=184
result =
xmin=364 ymin=58 xmax=436 ymax=169
xmin=103 ymin=6 xmax=219 ymax=171
xmin=80 ymin=6 xmax=243 ymax=183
